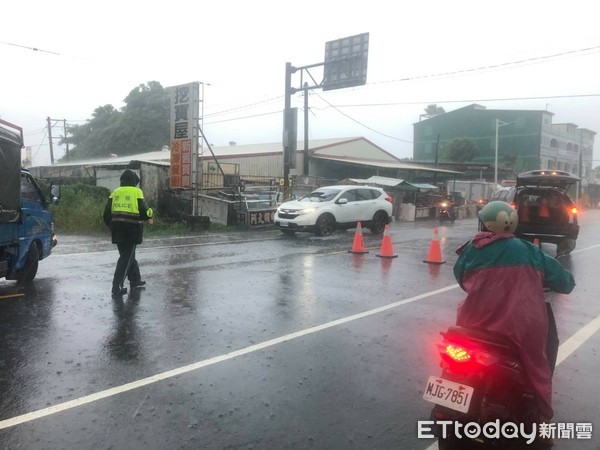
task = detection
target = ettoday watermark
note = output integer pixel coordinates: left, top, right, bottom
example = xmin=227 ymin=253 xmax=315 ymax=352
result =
xmin=418 ymin=420 xmax=593 ymax=444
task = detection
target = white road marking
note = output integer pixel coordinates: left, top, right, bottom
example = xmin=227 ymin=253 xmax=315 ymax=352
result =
xmin=0 ymin=284 xmax=460 ymax=430
xmin=556 ymin=313 xmax=600 ymax=365
xmin=8 ymin=240 xmax=598 ymax=439
xmin=557 ymin=243 xmax=600 ymax=258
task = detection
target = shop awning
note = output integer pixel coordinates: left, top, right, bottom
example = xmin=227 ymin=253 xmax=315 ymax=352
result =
xmin=348 ymin=176 xmax=440 ymax=191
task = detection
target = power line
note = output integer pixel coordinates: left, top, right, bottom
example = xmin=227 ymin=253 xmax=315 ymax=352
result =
xmin=205 ymin=92 xmax=600 ymax=144
xmin=316 ymin=93 xmax=600 ymax=109
xmin=373 ymin=44 xmax=600 ymax=85
xmin=204 ymin=43 xmax=600 ymax=122
xmin=200 ymin=44 xmax=600 ymax=142
xmin=26 ymin=43 xmax=600 ymax=152
xmin=206 ymin=110 xmax=281 ymax=125
xmin=32 ymin=129 xmax=48 ymax=161
xmin=0 ymin=40 xmax=61 ymax=55
xmin=207 ymin=95 xmax=283 ymax=118
xmin=24 ymin=127 xmax=47 ymax=136
xmin=312 ymin=91 xmax=412 ymax=143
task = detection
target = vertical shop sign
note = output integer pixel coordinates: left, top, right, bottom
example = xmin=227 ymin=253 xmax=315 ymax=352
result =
xmin=169 ymin=82 xmax=199 ymax=189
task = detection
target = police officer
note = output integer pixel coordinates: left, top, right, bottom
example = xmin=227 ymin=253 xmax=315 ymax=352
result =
xmin=103 ymin=169 xmax=153 ymax=296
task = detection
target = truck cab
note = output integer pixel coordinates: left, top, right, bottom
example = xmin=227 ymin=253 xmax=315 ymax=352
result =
xmin=0 ymin=119 xmax=57 ymax=283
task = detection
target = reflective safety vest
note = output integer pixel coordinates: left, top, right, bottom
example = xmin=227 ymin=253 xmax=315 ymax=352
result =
xmin=110 ymin=186 xmax=145 ymax=224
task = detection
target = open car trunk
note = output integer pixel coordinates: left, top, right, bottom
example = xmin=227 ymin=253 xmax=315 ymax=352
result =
xmin=516 ymin=188 xmax=571 ymax=224
xmin=516 ymin=170 xmax=580 ymax=193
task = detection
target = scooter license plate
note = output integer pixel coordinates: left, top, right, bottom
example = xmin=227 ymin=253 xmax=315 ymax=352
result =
xmin=423 ymin=375 xmax=474 ymax=413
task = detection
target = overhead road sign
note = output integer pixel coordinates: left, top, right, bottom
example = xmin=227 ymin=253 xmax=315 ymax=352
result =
xmin=323 ymin=33 xmax=369 ymax=91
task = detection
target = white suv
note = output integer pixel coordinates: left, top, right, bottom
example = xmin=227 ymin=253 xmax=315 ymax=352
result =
xmin=274 ymin=185 xmax=393 ymax=236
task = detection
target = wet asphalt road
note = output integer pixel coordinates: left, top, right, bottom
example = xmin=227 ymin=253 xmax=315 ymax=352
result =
xmin=1 ymin=212 xmax=599 ymax=450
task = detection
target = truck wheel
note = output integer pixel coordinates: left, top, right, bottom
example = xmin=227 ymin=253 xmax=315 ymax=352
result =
xmin=16 ymin=243 xmax=39 ymax=284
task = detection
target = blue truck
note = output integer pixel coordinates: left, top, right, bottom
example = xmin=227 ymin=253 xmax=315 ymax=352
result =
xmin=0 ymin=119 xmax=58 ymax=283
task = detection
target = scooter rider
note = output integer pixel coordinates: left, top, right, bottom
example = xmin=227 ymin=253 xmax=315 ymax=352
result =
xmin=103 ymin=169 xmax=153 ymax=296
xmin=453 ymin=201 xmax=574 ymax=423
xmin=439 ymin=195 xmax=455 ymax=221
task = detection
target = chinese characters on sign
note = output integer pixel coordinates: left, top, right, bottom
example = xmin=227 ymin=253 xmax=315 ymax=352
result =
xmin=249 ymin=210 xmax=276 ymax=226
xmin=169 ymin=82 xmax=199 ymax=189
xmin=170 ymin=140 xmax=192 ymax=189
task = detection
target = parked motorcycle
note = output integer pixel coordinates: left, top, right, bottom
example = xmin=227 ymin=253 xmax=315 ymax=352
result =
xmin=423 ymin=324 xmax=556 ymax=449
xmin=438 ymin=201 xmax=456 ymax=223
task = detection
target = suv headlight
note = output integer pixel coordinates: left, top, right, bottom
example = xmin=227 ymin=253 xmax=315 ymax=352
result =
xmin=298 ymin=207 xmax=317 ymax=215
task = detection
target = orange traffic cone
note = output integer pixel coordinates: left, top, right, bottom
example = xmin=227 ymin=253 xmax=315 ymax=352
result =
xmin=376 ymin=225 xmax=397 ymax=258
xmin=348 ymin=222 xmax=369 ymax=254
xmin=539 ymin=199 xmax=550 ymax=218
xmin=423 ymin=228 xmax=446 ymax=264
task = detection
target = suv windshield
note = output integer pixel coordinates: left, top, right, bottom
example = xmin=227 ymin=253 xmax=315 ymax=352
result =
xmin=301 ymin=188 xmax=341 ymax=202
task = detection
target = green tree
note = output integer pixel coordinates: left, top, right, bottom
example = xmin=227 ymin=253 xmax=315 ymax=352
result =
xmin=62 ymin=81 xmax=170 ymax=161
xmin=447 ymin=138 xmax=477 ymax=162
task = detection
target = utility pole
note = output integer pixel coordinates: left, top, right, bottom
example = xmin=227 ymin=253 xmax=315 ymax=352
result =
xmin=283 ymin=62 xmax=296 ymax=202
xmin=433 ymin=133 xmax=440 ymax=185
xmin=46 ymin=117 xmax=55 ymax=165
xmin=282 ymin=33 xmax=369 ymax=201
xmin=63 ymin=119 xmax=69 ymax=160
xmin=577 ymin=131 xmax=583 ymax=204
xmin=303 ymin=82 xmax=309 ymax=177
xmin=494 ymin=119 xmax=513 ymax=187
xmin=46 ymin=117 xmax=69 ymax=164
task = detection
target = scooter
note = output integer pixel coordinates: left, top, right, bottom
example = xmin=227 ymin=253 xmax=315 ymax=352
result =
xmin=423 ymin=319 xmax=557 ymax=449
xmin=475 ymin=198 xmax=488 ymax=212
xmin=438 ymin=201 xmax=456 ymax=223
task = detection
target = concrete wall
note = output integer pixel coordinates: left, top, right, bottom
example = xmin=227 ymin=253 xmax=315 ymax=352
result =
xmin=140 ymin=163 xmax=169 ymax=206
xmin=31 ymin=162 xmax=169 ymax=208
xmin=198 ymin=195 xmax=231 ymax=226
xmin=96 ymin=168 xmax=132 ymax=192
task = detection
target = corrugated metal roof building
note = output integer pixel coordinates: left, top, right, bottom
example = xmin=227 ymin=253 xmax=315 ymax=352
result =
xmin=200 ymin=136 xmax=460 ymax=182
xmin=29 ymin=137 xmax=462 ymax=220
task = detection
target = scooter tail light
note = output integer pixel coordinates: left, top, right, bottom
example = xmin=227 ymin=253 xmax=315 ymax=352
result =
xmin=438 ymin=340 xmax=502 ymax=365
xmin=509 ymin=202 xmax=516 ymax=209
xmin=570 ymin=207 xmax=578 ymax=215
xmin=443 ymin=343 xmax=472 ymax=362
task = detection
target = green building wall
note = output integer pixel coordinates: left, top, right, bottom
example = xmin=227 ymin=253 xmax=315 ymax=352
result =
xmin=413 ymin=105 xmax=543 ymax=175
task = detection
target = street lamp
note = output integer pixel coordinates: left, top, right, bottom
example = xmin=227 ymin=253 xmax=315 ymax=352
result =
xmin=494 ymin=119 xmax=513 ymax=187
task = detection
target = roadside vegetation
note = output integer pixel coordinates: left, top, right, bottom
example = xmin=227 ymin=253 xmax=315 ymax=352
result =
xmin=63 ymin=81 xmax=170 ymax=162
xmin=42 ymin=82 xmax=252 ymax=236
xmin=43 ymin=183 xmax=226 ymax=236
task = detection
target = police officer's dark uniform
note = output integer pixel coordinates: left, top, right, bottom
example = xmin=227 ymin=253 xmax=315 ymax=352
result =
xmin=103 ymin=169 xmax=153 ymax=296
